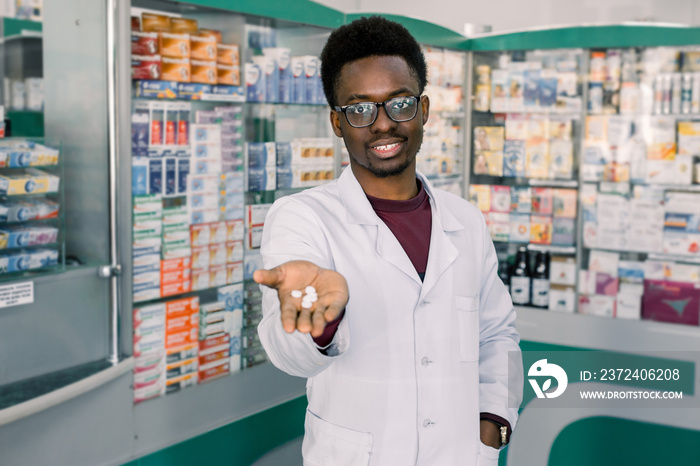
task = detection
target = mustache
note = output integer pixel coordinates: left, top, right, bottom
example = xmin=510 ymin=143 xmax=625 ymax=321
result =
xmin=365 ymin=133 xmax=408 ymax=145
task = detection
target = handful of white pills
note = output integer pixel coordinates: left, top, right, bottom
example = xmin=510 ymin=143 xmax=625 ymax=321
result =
xmin=291 ymin=286 xmax=318 ymax=309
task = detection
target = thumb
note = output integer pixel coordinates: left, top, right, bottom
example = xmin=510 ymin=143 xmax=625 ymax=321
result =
xmin=253 ymin=267 xmax=284 ymax=289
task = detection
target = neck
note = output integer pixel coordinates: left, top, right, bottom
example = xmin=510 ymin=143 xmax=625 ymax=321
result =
xmin=351 ymin=162 xmax=419 ymax=200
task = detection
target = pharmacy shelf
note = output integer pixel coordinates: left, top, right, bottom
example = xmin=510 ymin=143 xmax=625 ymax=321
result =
xmin=436 ymin=111 xmax=465 ymax=119
xmin=528 ymin=179 xmax=579 ymax=188
xmin=647 ymin=253 xmax=700 ymax=265
xmin=630 ymin=183 xmax=700 ymax=193
xmin=474 ymin=110 xmax=582 ymax=118
xmin=584 ymin=247 xmax=700 ymax=265
xmin=515 ymin=305 xmax=700 ymax=352
xmin=526 ymin=243 xmax=576 ymax=255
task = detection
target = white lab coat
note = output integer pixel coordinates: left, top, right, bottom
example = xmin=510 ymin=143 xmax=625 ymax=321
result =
xmin=258 ymin=167 xmax=523 ymax=466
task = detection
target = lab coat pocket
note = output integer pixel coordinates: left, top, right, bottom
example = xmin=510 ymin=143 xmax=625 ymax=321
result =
xmin=476 ymin=441 xmax=500 ymax=466
xmin=302 ymin=409 xmax=374 ymax=466
xmin=456 ymin=295 xmax=479 ymax=362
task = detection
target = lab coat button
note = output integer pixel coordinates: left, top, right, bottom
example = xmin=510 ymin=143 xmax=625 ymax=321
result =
xmin=423 ymin=419 xmax=435 ymax=428
xmin=421 ymin=357 xmax=432 ymax=366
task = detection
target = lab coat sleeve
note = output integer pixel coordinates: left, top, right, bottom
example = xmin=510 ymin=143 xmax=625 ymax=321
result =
xmin=477 ymin=217 xmax=524 ymax=431
xmin=257 ymin=196 xmax=350 ymax=378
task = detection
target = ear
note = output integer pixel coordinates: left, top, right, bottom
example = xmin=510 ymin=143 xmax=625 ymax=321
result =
xmin=330 ymin=109 xmax=343 ymax=138
xmin=420 ymin=95 xmax=430 ymax=125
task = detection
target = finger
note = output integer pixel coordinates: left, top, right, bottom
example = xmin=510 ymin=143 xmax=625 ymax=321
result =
xmin=311 ymin=303 xmax=328 ymax=337
xmin=253 ymin=267 xmax=283 ymax=289
xmin=296 ymin=302 xmax=314 ymax=334
xmin=323 ymin=299 xmax=346 ymax=323
xmin=279 ymin=298 xmax=299 ymax=333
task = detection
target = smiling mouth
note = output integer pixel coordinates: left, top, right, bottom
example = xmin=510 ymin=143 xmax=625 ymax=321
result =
xmin=369 ymin=140 xmax=405 ymax=158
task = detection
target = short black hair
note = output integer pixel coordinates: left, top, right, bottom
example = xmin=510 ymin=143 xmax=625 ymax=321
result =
xmin=320 ymin=16 xmax=428 ymax=108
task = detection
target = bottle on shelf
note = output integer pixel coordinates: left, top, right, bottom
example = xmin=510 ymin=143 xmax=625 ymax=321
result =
xmin=509 ymin=246 xmax=531 ymax=305
xmin=498 ymin=256 xmax=511 ymax=287
xmin=531 ymin=251 xmax=550 ymax=308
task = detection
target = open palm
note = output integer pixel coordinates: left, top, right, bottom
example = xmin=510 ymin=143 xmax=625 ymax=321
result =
xmin=254 ymin=260 xmax=349 ymax=337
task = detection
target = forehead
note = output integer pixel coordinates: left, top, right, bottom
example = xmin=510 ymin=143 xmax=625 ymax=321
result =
xmin=336 ymin=55 xmax=419 ymax=103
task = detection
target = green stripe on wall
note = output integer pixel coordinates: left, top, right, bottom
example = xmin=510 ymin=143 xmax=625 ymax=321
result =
xmin=344 ymin=13 xmax=468 ymax=49
xmin=550 ymin=417 xmax=700 ymax=465
xmin=121 ymin=396 xmax=307 ymax=466
xmin=466 ymin=25 xmax=700 ymax=51
xmin=171 ymin=0 xmax=344 ymax=28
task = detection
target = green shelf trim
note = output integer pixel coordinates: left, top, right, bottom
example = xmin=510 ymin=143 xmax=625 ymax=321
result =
xmin=2 ymin=17 xmax=42 ymax=37
xmin=550 ymin=417 xmax=700 ymax=465
xmin=345 ymin=13 xmax=468 ymax=50
xmin=466 ymin=24 xmax=700 ymax=51
xmin=121 ymin=396 xmax=307 ymax=466
xmin=7 ymin=110 xmax=44 ymax=138
xmin=171 ymin=0 xmax=344 ymax=29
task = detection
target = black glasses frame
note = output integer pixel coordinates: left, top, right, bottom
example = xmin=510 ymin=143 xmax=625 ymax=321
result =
xmin=334 ymin=95 xmax=422 ymax=128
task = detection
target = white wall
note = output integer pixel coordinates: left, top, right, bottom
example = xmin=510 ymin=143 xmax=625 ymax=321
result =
xmin=313 ymin=0 xmax=700 ymax=34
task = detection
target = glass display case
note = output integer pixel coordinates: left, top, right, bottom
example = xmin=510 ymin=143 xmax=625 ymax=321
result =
xmin=468 ymin=47 xmax=584 ymax=311
xmin=127 ymin=0 xmax=337 ymax=402
xmin=0 ymin=138 xmax=63 ymax=278
xmin=0 ymin=17 xmax=44 ymax=137
xmin=467 ymin=26 xmax=700 ymax=330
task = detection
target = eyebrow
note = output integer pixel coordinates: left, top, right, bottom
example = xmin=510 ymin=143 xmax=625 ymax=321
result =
xmin=343 ymin=87 xmax=416 ymax=104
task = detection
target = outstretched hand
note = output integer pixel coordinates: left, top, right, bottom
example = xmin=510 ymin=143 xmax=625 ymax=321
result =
xmin=253 ymin=260 xmax=349 ymax=337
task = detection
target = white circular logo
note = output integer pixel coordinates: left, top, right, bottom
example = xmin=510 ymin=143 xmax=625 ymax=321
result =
xmin=528 ymin=359 xmax=568 ymax=399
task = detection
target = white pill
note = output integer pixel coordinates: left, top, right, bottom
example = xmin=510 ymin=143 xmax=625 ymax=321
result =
xmin=308 ymin=294 xmax=318 ymax=303
xmin=291 ymin=290 xmax=303 ymax=298
xmin=301 ymin=300 xmax=312 ymax=309
xmin=305 ymin=286 xmax=316 ymax=294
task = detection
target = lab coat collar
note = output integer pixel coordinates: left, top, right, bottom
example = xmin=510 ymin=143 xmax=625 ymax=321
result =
xmin=337 ymin=166 xmax=465 ymax=232
xmin=336 ymin=167 xmax=464 ymax=289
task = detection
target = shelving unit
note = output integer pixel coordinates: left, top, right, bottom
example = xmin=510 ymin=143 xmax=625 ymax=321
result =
xmin=465 ymin=27 xmax=700 ymax=331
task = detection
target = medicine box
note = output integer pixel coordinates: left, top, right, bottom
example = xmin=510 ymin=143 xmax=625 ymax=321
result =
xmin=247 ymin=167 xmax=276 ymax=191
xmin=252 ymin=55 xmax=278 ymax=103
xmin=0 ymin=169 xmax=60 ymax=196
xmin=217 ymin=44 xmax=239 ymax=66
xmin=177 ymin=82 xmax=211 ymax=100
xmin=227 ymin=261 xmax=244 ymax=284
xmin=0 ymin=198 xmax=59 ymax=223
xmin=159 ymin=33 xmax=190 ymax=59
xmin=263 ymin=47 xmax=292 ymax=103
xmin=291 ymin=57 xmax=305 ymax=104
xmin=132 ymin=32 xmax=159 ymax=56
xmin=245 ymin=62 xmax=265 ymax=102
xmin=190 ymin=35 xmax=217 ymax=61
xmin=191 ymin=60 xmax=217 ymax=85
xmin=135 ymin=80 xmax=178 ymax=99
xmin=0 ymin=140 xmax=59 ymax=168
xmin=205 ymin=85 xmax=245 ymax=102
xmin=217 ymin=64 xmax=240 ymax=86
xmin=132 ymin=55 xmax=162 ymax=81
xmin=303 ymin=56 xmax=319 ymax=104
xmin=247 ymin=142 xmax=276 ymax=169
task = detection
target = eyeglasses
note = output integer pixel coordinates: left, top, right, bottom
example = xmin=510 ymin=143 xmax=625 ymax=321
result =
xmin=334 ymin=95 xmax=421 ymax=128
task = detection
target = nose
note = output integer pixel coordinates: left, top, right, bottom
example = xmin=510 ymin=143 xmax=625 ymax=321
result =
xmin=369 ymin=104 xmax=398 ymax=133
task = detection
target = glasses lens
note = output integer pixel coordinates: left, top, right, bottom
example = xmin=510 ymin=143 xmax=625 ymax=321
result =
xmin=386 ymin=96 xmax=418 ymax=121
xmin=345 ymin=103 xmax=377 ymax=127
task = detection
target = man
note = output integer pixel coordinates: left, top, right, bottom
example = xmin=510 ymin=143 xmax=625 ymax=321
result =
xmin=254 ymin=16 xmax=523 ymax=465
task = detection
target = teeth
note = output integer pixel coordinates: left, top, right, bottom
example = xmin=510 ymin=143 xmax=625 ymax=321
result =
xmin=375 ymin=143 xmax=399 ymax=151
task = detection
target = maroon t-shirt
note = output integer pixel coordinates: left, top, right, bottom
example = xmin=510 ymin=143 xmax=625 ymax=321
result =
xmin=366 ymin=179 xmax=432 ymax=280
